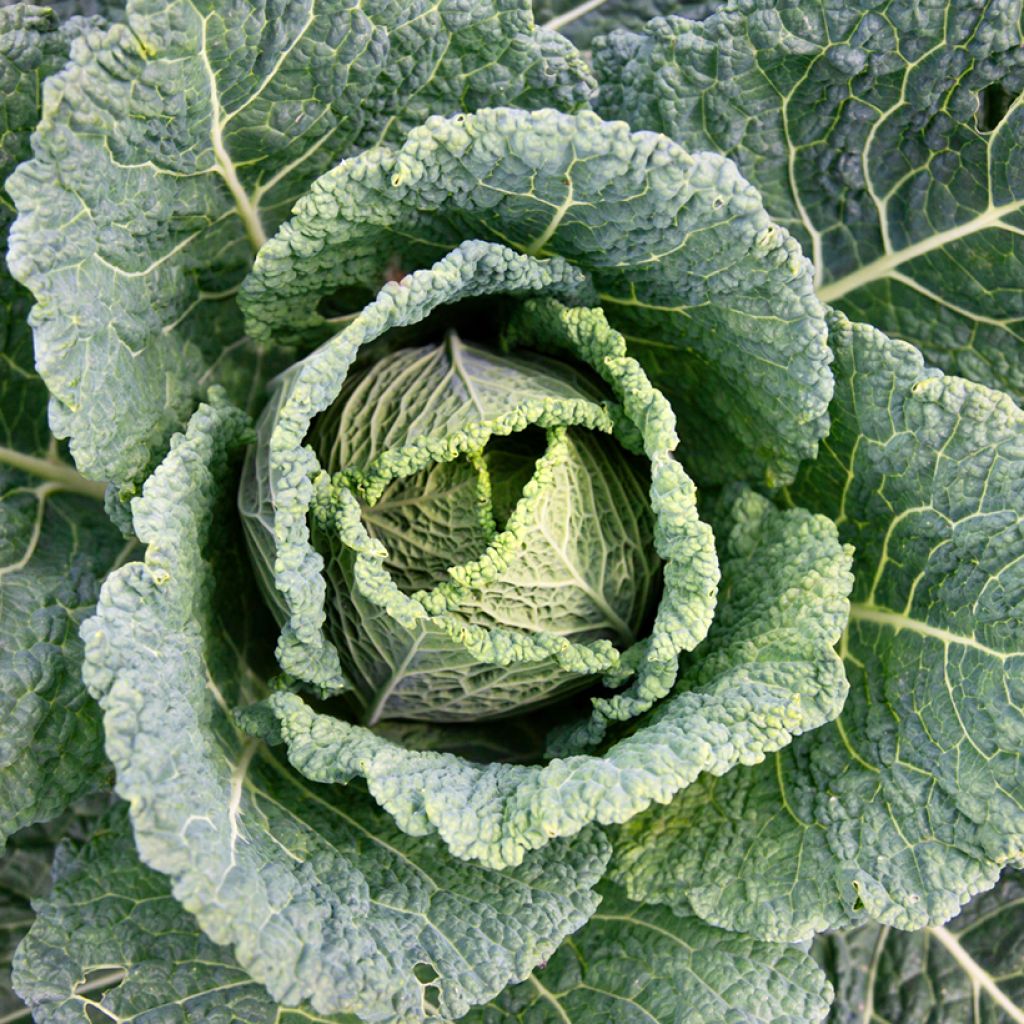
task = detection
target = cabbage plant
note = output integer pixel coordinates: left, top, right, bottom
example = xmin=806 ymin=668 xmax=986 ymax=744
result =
xmin=0 ymin=2 xmax=1022 ymax=1023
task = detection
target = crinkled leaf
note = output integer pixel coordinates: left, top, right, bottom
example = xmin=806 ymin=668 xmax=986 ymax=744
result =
xmin=243 ymin=480 xmax=850 ymax=870
xmin=13 ymin=803 xmax=360 ymax=1024
xmin=81 ymin=393 xmax=608 ymax=1022
xmin=308 ymin=334 xmax=664 ymax=722
xmin=460 ymin=882 xmax=833 ymax=1024
xmin=1 ymin=4 xmax=71 ymax=462
xmin=0 ymin=4 xmax=123 ymax=848
xmin=609 ymin=312 xmax=1024 ymax=941
xmin=244 ymin=269 xmax=716 ymax=725
xmin=0 ymin=474 xmax=120 ymax=846
xmin=1 ymin=828 xmax=68 ymax=1020
xmin=7 ymin=0 xmax=596 ymax=490
xmin=817 ymin=868 xmax=1024 ymax=1024
xmin=0 ymin=797 xmax=110 ymax=1019
xmin=241 ymin=106 xmax=831 ymax=488
xmin=594 ymin=1 xmax=1024 ymax=397
xmin=535 ymin=0 xmax=721 ymax=46
xmin=240 ymin=242 xmax=603 ymax=693
xmin=12 ymin=811 xmax=833 ymax=1024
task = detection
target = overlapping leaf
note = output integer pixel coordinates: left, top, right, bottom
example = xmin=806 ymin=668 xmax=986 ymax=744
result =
xmin=463 ymin=883 xmax=832 ymax=1024
xmin=594 ymin=0 xmax=1024 ymax=398
xmin=13 ymin=804 xmax=360 ymax=1024
xmin=7 ymin=0 xmax=596 ymax=491
xmin=610 ymin=312 xmax=1024 ymax=941
xmin=0 ymin=800 xmax=110 ymax=1021
xmin=244 ymin=469 xmax=850 ymax=870
xmin=82 ymin=393 xmax=609 ymax=1022
xmin=306 ymin=332 xmax=667 ymax=723
xmin=818 ymin=868 xmax=1024 ymax=1023
xmin=241 ymin=106 xmax=832 ymax=488
xmin=1 ymin=826 xmax=65 ymax=1020
xmin=0 ymin=4 xmax=123 ymax=847
xmin=13 ymin=807 xmax=832 ymax=1024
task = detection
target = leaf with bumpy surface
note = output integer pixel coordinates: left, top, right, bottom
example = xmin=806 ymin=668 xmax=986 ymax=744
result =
xmin=0 ymin=800 xmax=110 ymax=1021
xmin=244 ymin=469 xmax=850 ymax=870
xmin=460 ymin=883 xmax=833 ymax=1024
xmin=241 ymin=106 xmax=832 ymax=489
xmin=594 ymin=0 xmax=1024 ymax=398
xmin=81 ymin=393 xmax=609 ymax=1022
xmin=242 ymin=244 xmax=719 ymax=729
xmin=534 ymin=0 xmax=720 ymax=46
xmin=0 ymin=4 xmax=124 ymax=848
xmin=307 ymin=334 xmax=665 ymax=723
xmin=12 ymin=809 xmax=832 ymax=1024
xmin=817 ymin=867 xmax=1024 ymax=1024
xmin=609 ymin=311 xmax=1024 ymax=941
xmin=13 ymin=803 xmax=362 ymax=1024
xmin=1 ymin=828 xmax=68 ymax=1020
xmin=7 ymin=0 xmax=596 ymax=492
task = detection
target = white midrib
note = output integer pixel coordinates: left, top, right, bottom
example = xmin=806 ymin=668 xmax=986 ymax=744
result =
xmin=198 ymin=15 xmax=267 ymax=251
xmin=528 ymin=974 xmax=573 ymax=1023
xmin=226 ymin=739 xmax=260 ymax=870
xmin=541 ymin=0 xmax=611 ymax=33
xmin=365 ymin=634 xmax=426 ymax=727
xmin=525 ymin=168 xmax=577 ymax=256
xmin=818 ymin=198 xmax=1024 ymax=302
xmin=848 ymin=604 xmax=1017 ymax=661
xmin=0 ymin=445 xmax=106 ymax=500
xmin=928 ymin=924 xmax=1024 ymax=1023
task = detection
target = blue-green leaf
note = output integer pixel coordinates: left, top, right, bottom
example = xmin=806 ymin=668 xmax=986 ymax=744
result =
xmin=594 ymin=1 xmax=1024 ymax=397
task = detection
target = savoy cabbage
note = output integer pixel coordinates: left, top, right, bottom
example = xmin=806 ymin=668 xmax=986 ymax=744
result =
xmin=0 ymin=1 xmax=1021 ymax=1022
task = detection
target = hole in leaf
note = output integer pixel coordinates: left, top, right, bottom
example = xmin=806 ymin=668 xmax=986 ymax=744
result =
xmin=423 ymin=983 xmax=441 ymax=1014
xmin=75 ymin=967 xmax=126 ymax=1023
xmin=976 ymin=82 xmax=1015 ymax=132
xmin=85 ymin=999 xmax=118 ymax=1024
xmin=85 ymin=1005 xmax=118 ymax=1024
xmin=414 ymin=962 xmax=439 ymax=984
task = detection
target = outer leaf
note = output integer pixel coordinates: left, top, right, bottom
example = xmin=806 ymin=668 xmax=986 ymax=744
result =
xmin=1 ymin=5 xmax=72 ymax=463
xmin=47 ymin=1 xmax=125 ymax=16
xmin=81 ymin=393 xmax=609 ymax=1022
xmin=461 ymin=883 xmax=833 ymax=1024
xmin=244 ymin=479 xmax=851 ymax=870
xmin=13 ymin=804 xmax=359 ymax=1024
xmin=594 ymin=0 xmax=1024 ymax=397
xmin=0 ymin=4 xmax=123 ymax=847
xmin=818 ymin=868 xmax=1024 ymax=1023
xmin=1 ymin=828 xmax=66 ymax=1020
xmin=535 ymin=0 xmax=720 ymax=46
xmin=7 ymin=0 xmax=596 ymax=491
xmin=0 ymin=471 xmax=120 ymax=846
xmin=609 ymin=312 xmax=1024 ymax=941
xmin=11 ymin=811 xmax=833 ymax=1024
xmin=0 ymin=799 xmax=109 ymax=1021
xmin=241 ymin=106 xmax=832 ymax=488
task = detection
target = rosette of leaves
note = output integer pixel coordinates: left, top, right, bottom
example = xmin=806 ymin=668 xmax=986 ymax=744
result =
xmin=65 ymin=102 xmax=853 ymax=1019
xmin=3 ymin=1 xmax=1024 ymax=1022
